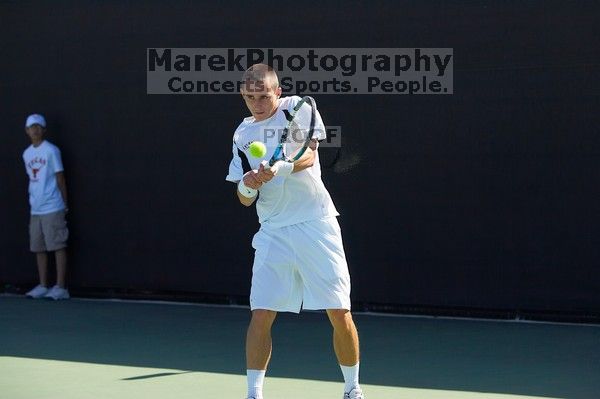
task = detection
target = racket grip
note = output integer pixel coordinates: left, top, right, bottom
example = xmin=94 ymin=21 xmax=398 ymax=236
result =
xmin=261 ymin=160 xmax=272 ymax=172
xmin=266 ymin=160 xmax=293 ymax=177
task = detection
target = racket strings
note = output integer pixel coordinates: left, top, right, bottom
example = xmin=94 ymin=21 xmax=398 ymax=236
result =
xmin=273 ymin=97 xmax=316 ymax=164
xmin=284 ymin=118 xmax=309 ymax=159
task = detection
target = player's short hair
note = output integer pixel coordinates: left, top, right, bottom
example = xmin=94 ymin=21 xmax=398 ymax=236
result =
xmin=241 ymin=64 xmax=279 ymax=92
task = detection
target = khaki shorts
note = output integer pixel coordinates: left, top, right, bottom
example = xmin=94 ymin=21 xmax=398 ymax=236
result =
xmin=29 ymin=210 xmax=69 ymax=252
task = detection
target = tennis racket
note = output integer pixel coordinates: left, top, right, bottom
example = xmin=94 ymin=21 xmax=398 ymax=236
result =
xmin=265 ymin=96 xmax=317 ymax=172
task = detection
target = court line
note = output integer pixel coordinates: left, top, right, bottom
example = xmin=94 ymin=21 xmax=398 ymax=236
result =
xmin=38 ymin=295 xmax=600 ymax=328
xmin=3 ymin=293 xmax=597 ymax=328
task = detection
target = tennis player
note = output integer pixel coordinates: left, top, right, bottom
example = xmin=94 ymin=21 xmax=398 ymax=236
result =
xmin=225 ymin=64 xmax=364 ymax=399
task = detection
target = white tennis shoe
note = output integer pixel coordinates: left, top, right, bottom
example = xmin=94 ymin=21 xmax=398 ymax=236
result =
xmin=344 ymin=387 xmax=364 ymax=399
xmin=44 ymin=285 xmax=70 ymax=300
xmin=26 ymin=284 xmax=49 ymax=298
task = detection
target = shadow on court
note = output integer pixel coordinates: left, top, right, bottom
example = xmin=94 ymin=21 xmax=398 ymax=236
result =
xmin=1 ymin=296 xmax=599 ymax=398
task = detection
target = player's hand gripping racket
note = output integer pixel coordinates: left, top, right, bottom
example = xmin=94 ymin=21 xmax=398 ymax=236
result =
xmin=264 ymin=96 xmax=317 ymax=175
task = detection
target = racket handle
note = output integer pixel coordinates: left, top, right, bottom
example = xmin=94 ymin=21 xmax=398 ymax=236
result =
xmin=263 ymin=160 xmax=293 ymax=177
xmin=261 ymin=160 xmax=272 ymax=172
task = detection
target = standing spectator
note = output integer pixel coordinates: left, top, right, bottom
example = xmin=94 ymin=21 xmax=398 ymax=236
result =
xmin=22 ymin=114 xmax=70 ymax=300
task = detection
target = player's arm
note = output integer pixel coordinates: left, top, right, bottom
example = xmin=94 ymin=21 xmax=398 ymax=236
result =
xmin=56 ymin=171 xmax=68 ymax=211
xmin=237 ymin=189 xmax=256 ymax=206
xmin=290 ymin=139 xmax=318 ymax=173
xmin=236 ymin=170 xmax=263 ymax=207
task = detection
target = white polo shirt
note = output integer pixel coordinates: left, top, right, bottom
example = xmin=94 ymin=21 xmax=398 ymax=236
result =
xmin=226 ymin=96 xmax=339 ymax=228
xmin=23 ymin=140 xmax=66 ymax=215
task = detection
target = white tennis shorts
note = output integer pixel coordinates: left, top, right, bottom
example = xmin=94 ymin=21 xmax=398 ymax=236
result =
xmin=250 ymin=217 xmax=351 ymax=313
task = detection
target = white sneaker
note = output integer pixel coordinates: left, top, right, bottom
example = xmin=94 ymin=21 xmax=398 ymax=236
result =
xmin=344 ymin=388 xmax=364 ymax=399
xmin=26 ymin=284 xmax=49 ymax=298
xmin=44 ymin=285 xmax=70 ymax=300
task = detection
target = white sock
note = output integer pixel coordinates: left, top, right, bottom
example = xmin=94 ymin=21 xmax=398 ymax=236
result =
xmin=340 ymin=363 xmax=360 ymax=393
xmin=247 ymin=369 xmax=266 ymax=398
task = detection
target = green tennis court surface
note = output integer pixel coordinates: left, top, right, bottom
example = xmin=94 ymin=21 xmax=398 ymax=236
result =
xmin=1 ymin=296 xmax=598 ymax=398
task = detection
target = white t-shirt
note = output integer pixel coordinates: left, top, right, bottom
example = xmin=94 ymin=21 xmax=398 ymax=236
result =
xmin=22 ymin=140 xmax=66 ymax=215
xmin=226 ymin=96 xmax=339 ymax=228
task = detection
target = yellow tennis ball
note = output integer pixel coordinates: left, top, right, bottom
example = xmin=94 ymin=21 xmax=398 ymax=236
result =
xmin=248 ymin=141 xmax=267 ymax=158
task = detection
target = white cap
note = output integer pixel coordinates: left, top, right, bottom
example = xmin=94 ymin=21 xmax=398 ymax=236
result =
xmin=25 ymin=114 xmax=46 ymax=128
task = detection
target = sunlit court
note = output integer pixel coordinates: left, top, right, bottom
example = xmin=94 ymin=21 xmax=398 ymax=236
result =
xmin=1 ymin=297 xmax=599 ymax=398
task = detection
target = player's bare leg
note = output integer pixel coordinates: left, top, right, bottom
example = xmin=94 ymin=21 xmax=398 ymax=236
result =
xmin=327 ymin=309 xmax=363 ymax=397
xmin=246 ymin=309 xmax=277 ymax=368
xmin=36 ymin=252 xmax=49 ymax=287
xmin=327 ymin=309 xmax=359 ymax=365
xmin=246 ymin=309 xmax=277 ymax=398
xmin=55 ymin=248 xmax=67 ymax=288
